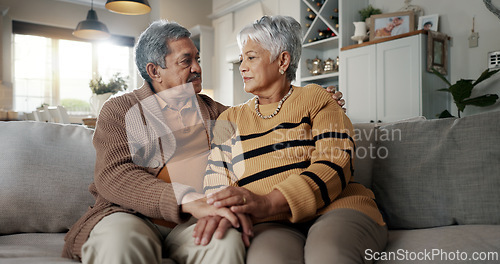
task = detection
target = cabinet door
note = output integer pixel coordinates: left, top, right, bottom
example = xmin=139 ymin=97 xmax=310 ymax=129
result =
xmin=376 ymin=35 xmax=421 ymax=123
xmin=340 ymin=45 xmax=377 ymax=123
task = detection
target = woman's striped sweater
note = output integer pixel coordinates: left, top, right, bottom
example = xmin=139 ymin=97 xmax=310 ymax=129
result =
xmin=204 ymin=84 xmax=385 ymax=225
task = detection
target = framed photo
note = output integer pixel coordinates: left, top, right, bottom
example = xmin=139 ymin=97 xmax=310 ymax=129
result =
xmin=418 ymin=14 xmax=439 ymax=31
xmin=427 ymin=31 xmax=448 ymax=75
xmin=369 ymin=11 xmax=415 ymax=41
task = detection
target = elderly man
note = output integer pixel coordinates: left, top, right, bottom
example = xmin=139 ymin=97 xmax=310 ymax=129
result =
xmin=62 ymin=20 xmax=345 ymax=264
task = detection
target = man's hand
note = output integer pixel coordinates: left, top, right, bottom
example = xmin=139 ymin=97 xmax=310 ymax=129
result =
xmin=325 ymin=85 xmax=346 ymax=112
xmin=193 ymin=213 xmax=253 ymax=247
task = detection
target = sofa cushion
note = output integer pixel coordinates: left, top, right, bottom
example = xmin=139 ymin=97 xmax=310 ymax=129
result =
xmin=352 ymin=123 xmax=377 ymax=188
xmin=0 ymin=233 xmax=177 ymax=264
xmin=0 ymin=233 xmax=70 ymax=259
xmin=353 ymin=117 xmax=426 ymax=189
xmin=0 ymin=121 xmax=96 ymax=235
xmin=372 ymin=111 xmax=500 ymax=229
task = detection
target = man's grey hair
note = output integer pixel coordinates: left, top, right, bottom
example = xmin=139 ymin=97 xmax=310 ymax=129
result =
xmin=237 ymin=15 xmax=302 ymax=82
xmin=135 ymin=20 xmax=191 ymax=82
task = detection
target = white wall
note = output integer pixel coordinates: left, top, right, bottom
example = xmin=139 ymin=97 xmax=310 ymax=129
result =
xmin=154 ymin=0 xmax=212 ymax=29
xmin=369 ymin=0 xmax=500 ymax=116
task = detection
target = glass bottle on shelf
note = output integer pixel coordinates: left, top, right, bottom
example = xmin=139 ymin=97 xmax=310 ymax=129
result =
xmin=306 ymin=13 xmax=316 ymax=21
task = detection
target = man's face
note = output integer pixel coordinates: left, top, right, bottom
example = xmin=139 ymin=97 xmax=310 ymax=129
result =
xmin=157 ymin=37 xmax=202 ymax=93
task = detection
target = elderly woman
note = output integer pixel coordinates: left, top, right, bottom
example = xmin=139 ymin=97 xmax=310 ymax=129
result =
xmin=200 ymin=16 xmax=387 ymax=263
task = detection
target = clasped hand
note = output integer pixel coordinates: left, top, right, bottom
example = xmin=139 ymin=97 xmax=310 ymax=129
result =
xmin=187 ymin=186 xmax=281 ymax=247
xmin=181 ymin=190 xmax=254 ymax=247
xmin=188 ymin=184 xmax=292 ymax=247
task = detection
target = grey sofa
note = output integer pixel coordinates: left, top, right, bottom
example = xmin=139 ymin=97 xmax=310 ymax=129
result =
xmin=1 ymin=110 xmax=499 ymax=263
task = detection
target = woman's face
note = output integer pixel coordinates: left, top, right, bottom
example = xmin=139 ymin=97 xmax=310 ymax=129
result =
xmin=239 ymin=39 xmax=281 ymax=96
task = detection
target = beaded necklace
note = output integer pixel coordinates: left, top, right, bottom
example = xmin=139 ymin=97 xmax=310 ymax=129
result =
xmin=254 ymin=86 xmax=293 ymax=119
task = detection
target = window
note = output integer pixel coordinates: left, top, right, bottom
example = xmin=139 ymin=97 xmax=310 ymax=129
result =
xmin=58 ymin=39 xmax=93 ymax=115
xmin=13 ymin=21 xmax=135 ymax=116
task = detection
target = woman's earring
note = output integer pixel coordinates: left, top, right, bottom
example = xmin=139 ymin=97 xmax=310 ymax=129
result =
xmin=279 ymin=69 xmax=285 ymax=75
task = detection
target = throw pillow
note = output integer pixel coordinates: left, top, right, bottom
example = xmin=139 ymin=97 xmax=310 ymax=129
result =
xmin=0 ymin=121 xmax=96 ymax=234
xmin=372 ymin=111 xmax=500 ymax=229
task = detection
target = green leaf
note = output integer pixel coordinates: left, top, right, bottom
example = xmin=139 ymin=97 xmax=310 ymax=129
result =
xmin=437 ymin=88 xmax=450 ymax=92
xmin=435 ymin=68 xmax=499 ymax=118
xmin=473 ymin=68 xmax=500 ymax=87
xmin=431 ymin=68 xmax=451 ymax=86
xmin=437 ymin=109 xmax=454 ymax=118
xmin=359 ymin=5 xmax=382 ymax=21
xmin=462 ymin=94 xmax=499 ymax=107
xmin=456 ymin=102 xmax=467 ymax=112
xmin=89 ymin=73 xmax=128 ymax=95
xmin=449 ymin=79 xmax=473 ymax=103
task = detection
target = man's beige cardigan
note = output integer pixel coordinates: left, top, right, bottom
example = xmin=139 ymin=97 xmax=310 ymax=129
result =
xmin=62 ymin=83 xmax=227 ymax=260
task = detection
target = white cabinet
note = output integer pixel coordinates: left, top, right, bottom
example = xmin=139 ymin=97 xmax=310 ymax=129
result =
xmin=340 ymin=32 xmax=449 ymax=123
xmin=299 ymin=0 xmax=368 ymax=87
xmin=340 ymin=43 xmax=377 ymax=123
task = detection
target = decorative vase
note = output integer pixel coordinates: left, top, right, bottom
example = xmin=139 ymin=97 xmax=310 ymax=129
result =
xmin=351 ymin=21 xmax=369 ymax=44
xmin=89 ymin=92 xmax=113 ymax=117
xmin=353 ymin=21 xmax=367 ymax=36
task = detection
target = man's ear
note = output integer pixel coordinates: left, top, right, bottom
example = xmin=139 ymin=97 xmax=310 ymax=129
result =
xmin=278 ymin=51 xmax=291 ymax=72
xmin=146 ymin=63 xmax=161 ymax=82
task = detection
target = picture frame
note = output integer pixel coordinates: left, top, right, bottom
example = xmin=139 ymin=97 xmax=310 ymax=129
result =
xmin=369 ymin=11 xmax=415 ymax=41
xmin=418 ymin=14 xmax=439 ymax=31
xmin=427 ymin=30 xmax=448 ymax=75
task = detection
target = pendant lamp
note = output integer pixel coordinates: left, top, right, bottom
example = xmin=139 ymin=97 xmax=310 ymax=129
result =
xmin=105 ymin=0 xmax=151 ymax=15
xmin=73 ymin=0 xmax=110 ymax=40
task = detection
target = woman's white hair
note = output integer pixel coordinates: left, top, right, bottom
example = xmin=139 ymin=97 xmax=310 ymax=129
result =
xmin=237 ymin=16 xmax=302 ymax=82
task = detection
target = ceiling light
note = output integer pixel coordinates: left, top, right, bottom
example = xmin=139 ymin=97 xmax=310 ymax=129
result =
xmin=105 ymin=0 xmax=151 ymax=15
xmin=73 ymin=0 xmax=110 ymax=40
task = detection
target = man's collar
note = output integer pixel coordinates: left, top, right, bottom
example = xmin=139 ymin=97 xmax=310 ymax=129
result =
xmin=154 ymin=92 xmax=195 ymax=111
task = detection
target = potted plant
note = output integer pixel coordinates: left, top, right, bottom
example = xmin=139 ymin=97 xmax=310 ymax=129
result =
xmin=433 ymin=68 xmax=499 ymax=118
xmin=89 ymin=73 xmax=128 ymax=116
xmin=359 ymin=5 xmax=382 ymax=27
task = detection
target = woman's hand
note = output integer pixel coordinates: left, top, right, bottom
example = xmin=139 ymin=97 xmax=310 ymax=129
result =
xmin=193 ymin=213 xmax=253 ymax=247
xmin=206 ymin=187 xmax=290 ymax=220
xmin=181 ymin=192 xmax=240 ymax=229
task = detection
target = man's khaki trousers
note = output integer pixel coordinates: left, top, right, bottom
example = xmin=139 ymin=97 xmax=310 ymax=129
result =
xmin=81 ymin=212 xmax=245 ymax=264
